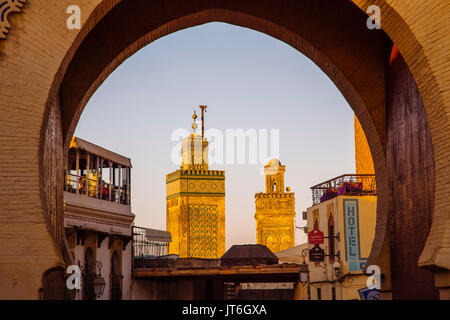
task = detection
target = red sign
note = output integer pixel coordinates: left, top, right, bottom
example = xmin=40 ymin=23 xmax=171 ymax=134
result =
xmin=308 ymin=228 xmax=324 ymax=245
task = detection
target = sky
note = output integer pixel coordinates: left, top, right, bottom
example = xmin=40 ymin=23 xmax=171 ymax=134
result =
xmin=74 ymin=22 xmax=355 ymax=249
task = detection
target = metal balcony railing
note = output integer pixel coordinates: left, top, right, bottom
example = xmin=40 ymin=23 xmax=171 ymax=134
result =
xmin=64 ymin=173 xmax=130 ymax=205
xmin=310 ymin=174 xmax=376 ymax=205
xmin=132 ymin=226 xmax=169 ymax=259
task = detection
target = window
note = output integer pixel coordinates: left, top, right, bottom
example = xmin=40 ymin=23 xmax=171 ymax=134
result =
xmin=302 ymin=211 xmax=307 ymax=220
xmin=328 ymin=214 xmax=335 ymax=263
xmin=317 ymin=288 xmax=322 ymax=300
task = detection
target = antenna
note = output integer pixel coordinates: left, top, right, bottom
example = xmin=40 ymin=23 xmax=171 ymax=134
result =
xmin=199 ymin=105 xmax=207 ymax=138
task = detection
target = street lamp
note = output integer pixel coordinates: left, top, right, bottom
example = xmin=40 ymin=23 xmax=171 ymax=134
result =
xmin=332 ymin=260 xmax=345 ymax=285
xmin=299 ymin=248 xmax=310 ymax=285
xmin=299 ymin=262 xmax=310 ymax=285
xmin=93 ymin=261 xmax=106 ymax=298
xmin=333 ymin=261 xmax=341 ymax=277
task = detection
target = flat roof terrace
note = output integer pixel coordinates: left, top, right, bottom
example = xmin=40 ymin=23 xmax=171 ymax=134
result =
xmin=134 ymin=263 xmax=301 ymax=283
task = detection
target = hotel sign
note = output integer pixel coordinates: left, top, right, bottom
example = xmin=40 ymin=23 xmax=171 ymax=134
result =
xmin=343 ymin=199 xmax=367 ymax=271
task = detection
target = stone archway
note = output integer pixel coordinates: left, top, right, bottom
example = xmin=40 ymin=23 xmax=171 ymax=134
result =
xmin=56 ymin=2 xmax=392 ymax=296
xmin=0 ymin=0 xmax=448 ymax=299
xmin=110 ymin=248 xmax=122 ymax=300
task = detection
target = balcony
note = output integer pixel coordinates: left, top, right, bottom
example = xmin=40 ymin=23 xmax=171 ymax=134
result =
xmin=133 ymin=226 xmax=173 ymax=268
xmin=65 ymin=173 xmax=129 ymax=205
xmin=65 ymin=136 xmax=131 ymax=206
xmin=310 ymin=174 xmax=376 ymax=205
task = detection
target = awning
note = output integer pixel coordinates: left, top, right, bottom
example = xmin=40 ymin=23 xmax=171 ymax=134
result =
xmin=70 ymin=136 xmax=132 ymax=167
xmin=145 ymin=228 xmax=172 ymax=242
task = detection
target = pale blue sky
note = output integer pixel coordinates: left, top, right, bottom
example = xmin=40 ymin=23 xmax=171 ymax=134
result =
xmin=75 ymin=22 xmax=355 ymax=248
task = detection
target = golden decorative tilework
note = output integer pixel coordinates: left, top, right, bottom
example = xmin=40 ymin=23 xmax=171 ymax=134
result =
xmin=188 ymin=204 xmax=218 ymax=258
xmin=166 ymin=178 xmax=225 ymax=197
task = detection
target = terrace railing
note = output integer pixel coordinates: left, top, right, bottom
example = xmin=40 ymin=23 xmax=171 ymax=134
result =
xmin=311 ymin=174 xmax=376 ymax=205
xmin=132 ymin=226 xmax=169 ymax=259
xmin=64 ymin=173 xmax=129 ymax=205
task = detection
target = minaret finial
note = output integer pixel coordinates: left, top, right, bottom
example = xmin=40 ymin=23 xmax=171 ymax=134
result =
xmin=199 ymin=105 xmax=208 ymax=138
xmin=192 ymin=110 xmax=198 ymax=134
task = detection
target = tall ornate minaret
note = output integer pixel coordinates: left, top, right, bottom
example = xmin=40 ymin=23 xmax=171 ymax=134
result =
xmin=255 ymin=159 xmax=295 ymax=253
xmin=166 ymin=106 xmax=225 ymax=258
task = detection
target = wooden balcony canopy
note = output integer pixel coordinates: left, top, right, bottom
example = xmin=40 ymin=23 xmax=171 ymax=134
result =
xmin=70 ymin=137 xmax=131 ymax=168
xmin=145 ymin=228 xmax=172 ymax=242
xmin=65 ymin=137 xmax=132 ymax=205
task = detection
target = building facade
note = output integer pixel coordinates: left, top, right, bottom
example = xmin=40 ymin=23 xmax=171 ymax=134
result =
xmin=166 ymin=109 xmax=225 ymax=258
xmin=132 ymin=244 xmax=301 ymax=300
xmin=300 ymin=175 xmax=377 ymax=300
xmin=64 ymin=137 xmax=134 ymax=300
xmin=255 ymin=159 xmax=295 ymax=253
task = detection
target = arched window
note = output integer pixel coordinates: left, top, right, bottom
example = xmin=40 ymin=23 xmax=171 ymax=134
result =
xmin=328 ymin=215 xmax=335 ymax=263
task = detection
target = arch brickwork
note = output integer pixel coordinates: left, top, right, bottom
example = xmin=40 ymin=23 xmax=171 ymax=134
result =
xmin=0 ymin=0 xmax=448 ymax=299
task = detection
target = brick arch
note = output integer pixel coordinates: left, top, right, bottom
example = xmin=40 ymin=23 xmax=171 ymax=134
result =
xmin=355 ymin=0 xmax=449 ymax=274
xmin=0 ymin=0 xmax=448 ymax=299
xmin=48 ymin=0 xmax=447 ymax=297
xmin=54 ymin=0 xmax=391 ymax=280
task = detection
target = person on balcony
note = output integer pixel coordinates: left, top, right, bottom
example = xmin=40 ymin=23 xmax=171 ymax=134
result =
xmin=101 ymin=181 xmax=109 ymax=200
xmin=79 ymin=175 xmax=87 ymax=195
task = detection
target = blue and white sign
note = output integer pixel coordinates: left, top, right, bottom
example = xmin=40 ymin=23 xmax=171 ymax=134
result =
xmin=358 ymin=287 xmax=380 ymax=300
xmin=343 ymin=199 xmax=366 ymax=271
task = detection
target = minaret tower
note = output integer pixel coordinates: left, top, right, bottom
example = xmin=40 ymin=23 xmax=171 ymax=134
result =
xmin=255 ymin=159 xmax=296 ymax=253
xmin=166 ymin=106 xmax=225 ymax=258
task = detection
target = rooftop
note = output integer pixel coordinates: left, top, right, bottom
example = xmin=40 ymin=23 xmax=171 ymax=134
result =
xmin=221 ymin=244 xmax=278 ymax=266
xmin=310 ymin=174 xmax=376 ymax=205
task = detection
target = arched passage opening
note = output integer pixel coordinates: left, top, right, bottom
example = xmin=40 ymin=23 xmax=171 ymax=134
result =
xmin=110 ymin=249 xmax=122 ymax=300
xmin=84 ymin=247 xmax=96 ymax=300
xmin=32 ymin=0 xmax=446 ymax=299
